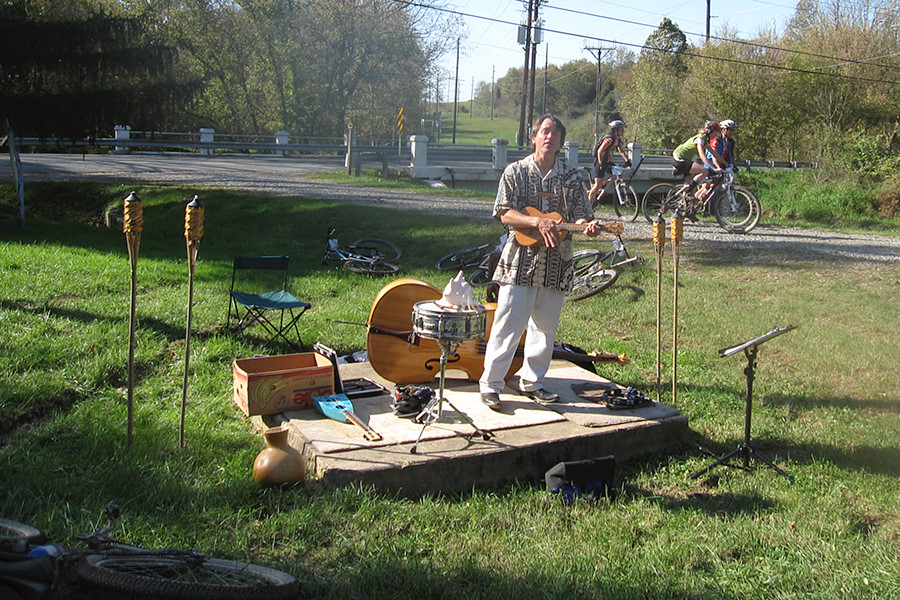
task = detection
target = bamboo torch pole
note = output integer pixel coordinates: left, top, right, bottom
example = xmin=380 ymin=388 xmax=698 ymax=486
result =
xmin=652 ymin=214 xmax=666 ymax=401
xmin=181 ymin=196 xmax=204 ymax=449
xmin=670 ymin=210 xmax=684 ymax=405
xmin=123 ymin=192 xmax=143 ymax=448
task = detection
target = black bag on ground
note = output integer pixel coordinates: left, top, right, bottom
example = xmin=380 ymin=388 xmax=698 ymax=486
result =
xmin=545 ymin=456 xmax=616 ymax=503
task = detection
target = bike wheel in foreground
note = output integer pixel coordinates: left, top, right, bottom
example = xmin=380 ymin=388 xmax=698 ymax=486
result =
xmin=565 ymin=268 xmax=618 ymax=301
xmin=714 ymin=187 xmax=761 ymax=233
xmin=467 ymin=268 xmax=492 ymax=286
xmin=350 ymin=238 xmax=402 ymax=262
xmin=571 ymin=249 xmax=603 ymax=275
xmin=435 ymin=245 xmax=488 ymax=270
xmin=77 ymin=555 xmax=299 ymax=600
xmin=0 ymin=518 xmax=46 ymax=549
xmin=613 ymin=184 xmax=641 ymax=222
xmin=344 ymin=259 xmax=400 ymax=276
xmin=642 ymin=183 xmax=677 ymax=222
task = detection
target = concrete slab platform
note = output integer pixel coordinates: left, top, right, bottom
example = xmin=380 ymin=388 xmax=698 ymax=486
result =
xmin=254 ymin=361 xmax=688 ymax=495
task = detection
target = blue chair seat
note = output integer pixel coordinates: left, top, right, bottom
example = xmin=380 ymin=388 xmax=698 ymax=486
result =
xmin=227 ymin=256 xmax=311 ymax=350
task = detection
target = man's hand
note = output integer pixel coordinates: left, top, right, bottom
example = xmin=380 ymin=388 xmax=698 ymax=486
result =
xmin=536 ymin=215 xmax=562 ymax=248
xmin=578 ymin=219 xmax=603 ymax=237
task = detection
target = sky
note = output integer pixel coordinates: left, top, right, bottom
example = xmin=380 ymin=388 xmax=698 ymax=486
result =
xmin=437 ymin=0 xmax=801 ymax=101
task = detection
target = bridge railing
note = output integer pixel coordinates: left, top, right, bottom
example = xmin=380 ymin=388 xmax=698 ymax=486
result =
xmin=13 ymin=127 xmax=816 ymax=184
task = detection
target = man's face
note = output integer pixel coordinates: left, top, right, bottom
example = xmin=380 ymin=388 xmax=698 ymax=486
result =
xmin=533 ymin=118 xmax=562 ymax=155
xmin=723 ymin=127 xmax=734 ymax=139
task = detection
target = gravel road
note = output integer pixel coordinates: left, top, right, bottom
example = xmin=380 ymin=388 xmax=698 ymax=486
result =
xmin=5 ymin=153 xmax=898 ymax=265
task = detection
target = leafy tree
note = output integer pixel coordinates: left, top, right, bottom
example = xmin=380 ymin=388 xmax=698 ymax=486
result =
xmin=168 ymin=0 xmax=435 ymax=138
xmin=0 ymin=0 xmax=197 ymax=139
xmin=621 ymin=18 xmax=692 ymax=148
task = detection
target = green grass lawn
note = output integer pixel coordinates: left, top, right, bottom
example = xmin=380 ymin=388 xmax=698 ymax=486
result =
xmin=1 ymin=181 xmax=898 ymax=599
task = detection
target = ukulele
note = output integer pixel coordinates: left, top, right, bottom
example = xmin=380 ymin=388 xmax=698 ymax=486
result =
xmin=365 ymin=278 xmax=629 ymax=385
xmin=514 ymin=206 xmax=624 ymax=247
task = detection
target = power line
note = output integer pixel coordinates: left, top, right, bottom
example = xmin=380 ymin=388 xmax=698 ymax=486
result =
xmin=546 ymin=2 xmax=900 ymax=73
xmin=391 ymin=0 xmax=900 ymax=86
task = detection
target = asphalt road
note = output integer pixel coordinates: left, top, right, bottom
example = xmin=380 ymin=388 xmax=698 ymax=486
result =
xmin=3 ymin=153 xmax=898 ymax=265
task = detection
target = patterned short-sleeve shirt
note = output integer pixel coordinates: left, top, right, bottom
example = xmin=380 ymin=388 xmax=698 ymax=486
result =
xmin=491 ymin=155 xmax=593 ymax=292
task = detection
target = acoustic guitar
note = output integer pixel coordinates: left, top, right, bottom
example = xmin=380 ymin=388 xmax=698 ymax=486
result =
xmin=365 ymin=278 xmax=629 ymax=385
xmin=514 ymin=207 xmax=624 ymax=247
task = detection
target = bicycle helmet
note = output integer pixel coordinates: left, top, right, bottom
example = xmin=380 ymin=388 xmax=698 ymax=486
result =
xmin=608 ymin=119 xmax=627 ymax=130
xmin=704 ymin=120 xmax=720 ymax=133
xmin=719 ymin=119 xmax=736 ymax=129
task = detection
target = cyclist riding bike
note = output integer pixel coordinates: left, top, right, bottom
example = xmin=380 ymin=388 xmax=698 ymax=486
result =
xmin=671 ymin=120 xmax=726 ymax=199
xmin=588 ymin=119 xmax=631 ymax=204
xmin=709 ymin=119 xmax=736 ymax=170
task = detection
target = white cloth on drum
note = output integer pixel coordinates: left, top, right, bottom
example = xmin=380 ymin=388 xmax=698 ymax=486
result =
xmin=479 ymin=283 xmax=565 ymax=395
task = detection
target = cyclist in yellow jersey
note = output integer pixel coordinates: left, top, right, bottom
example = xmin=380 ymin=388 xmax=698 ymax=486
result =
xmin=671 ymin=120 xmax=726 ymax=196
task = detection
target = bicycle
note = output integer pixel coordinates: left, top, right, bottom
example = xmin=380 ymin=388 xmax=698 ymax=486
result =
xmin=642 ymin=169 xmax=761 ymax=233
xmin=435 ymin=236 xmax=505 ymax=287
xmin=565 ymin=233 xmax=644 ymax=301
xmin=323 ymin=225 xmax=402 ymax=275
xmin=0 ymin=506 xmax=298 ymax=600
xmin=594 ymin=159 xmax=643 ymax=222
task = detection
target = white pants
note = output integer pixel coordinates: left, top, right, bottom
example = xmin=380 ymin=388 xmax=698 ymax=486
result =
xmin=479 ymin=284 xmax=565 ymax=394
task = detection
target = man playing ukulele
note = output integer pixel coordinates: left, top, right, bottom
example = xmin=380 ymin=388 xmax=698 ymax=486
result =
xmin=479 ymin=114 xmax=605 ymax=410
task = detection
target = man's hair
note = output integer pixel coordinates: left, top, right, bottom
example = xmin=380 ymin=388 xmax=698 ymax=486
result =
xmin=530 ymin=114 xmax=567 ymax=150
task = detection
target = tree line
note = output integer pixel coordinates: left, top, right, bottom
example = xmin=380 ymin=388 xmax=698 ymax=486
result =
xmin=471 ymin=1 xmax=900 ymax=192
xmin=1 ymin=0 xmax=456 ymax=141
xmin=3 ymin=0 xmax=899 ymax=193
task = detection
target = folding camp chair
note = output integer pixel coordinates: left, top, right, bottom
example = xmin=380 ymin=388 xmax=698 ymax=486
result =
xmin=227 ymin=255 xmax=311 ymax=350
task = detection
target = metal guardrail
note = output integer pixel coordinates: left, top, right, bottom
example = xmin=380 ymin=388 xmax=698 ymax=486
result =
xmin=14 ymin=133 xmax=816 ymax=173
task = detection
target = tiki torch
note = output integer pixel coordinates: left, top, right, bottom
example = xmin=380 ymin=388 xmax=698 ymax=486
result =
xmin=123 ymin=191 xmax=143 ymax=448
xmin=670 ymin=210 xmax=684 ymax=405
xmin=652 ymin=214 xmax=666 ymax=402
xmin=180 ymin=196 xmax=204 ymax=448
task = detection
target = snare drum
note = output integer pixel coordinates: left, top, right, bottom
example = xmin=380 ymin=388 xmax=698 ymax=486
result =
xmin=413 ymin=300 xmax=486 ymax=342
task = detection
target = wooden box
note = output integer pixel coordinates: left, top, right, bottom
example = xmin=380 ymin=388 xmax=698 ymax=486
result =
xmin=232 ymin=353 xmax=334 ymax=416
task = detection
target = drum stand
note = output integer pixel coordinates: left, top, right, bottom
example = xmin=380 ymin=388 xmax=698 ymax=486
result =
xmin=690 ymin=325 xmax=797 ymax=482
xmin=410 ymin=339 xmax=493 ymax=454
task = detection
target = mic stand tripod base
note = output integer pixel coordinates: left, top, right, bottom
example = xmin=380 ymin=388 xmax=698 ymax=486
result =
xmin=690 ymin=442 xmax=793 ymax=482
xmin=689 ymin=338 xmax=795 ymax=482
xmin=410 ymin=339 xmax=493 ymax=454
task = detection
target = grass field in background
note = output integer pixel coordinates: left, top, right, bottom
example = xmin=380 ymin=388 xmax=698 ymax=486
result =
xmin=1 ymin=181 xmax=898 ymax=599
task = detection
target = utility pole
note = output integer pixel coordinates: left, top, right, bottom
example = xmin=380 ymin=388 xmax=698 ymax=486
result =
xmin=452 ymin=37 xmax=459 ymax=143
xmin=541 ymin=44 xmax=548 ymax=115
xmin=516 ymin=0 xmax=534 ymax=147
xmin=706 ymin=0 xmax=711 ymax=42
xmin=527 ymin=7 xmax=541 ymax=131
xmin=583 ymin=43 xmax=612 ymax=146
xmin=491 ymin=66 xmax=495 ymax=120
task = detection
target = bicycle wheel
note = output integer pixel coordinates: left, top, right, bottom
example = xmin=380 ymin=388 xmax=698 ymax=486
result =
xmin=714 ymin=187 xmax=761 ymax=234
xmin=77 ymin=554 xmax=298 ymax=600
xmin=467 ymin=268 xmax=492 ymax=286
xmin=571 ymin=249 xmax=603 ymax=276
xmin=350 ymin=238 xmax=402 ymax=262
xmin=613 ymin=184 xmax=640 ymax=222
xmin=344 ymin=259 xmax=400 ymax=276
xmin=642 ymin=183 xmax=677 ymax=222
xmin=565 ymin=268 xmax=618 ymax=301
xmin=436 ymin=245 xmax=489 ymax=270
xmin=0 ymin=518 xmax=45 ymax=548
